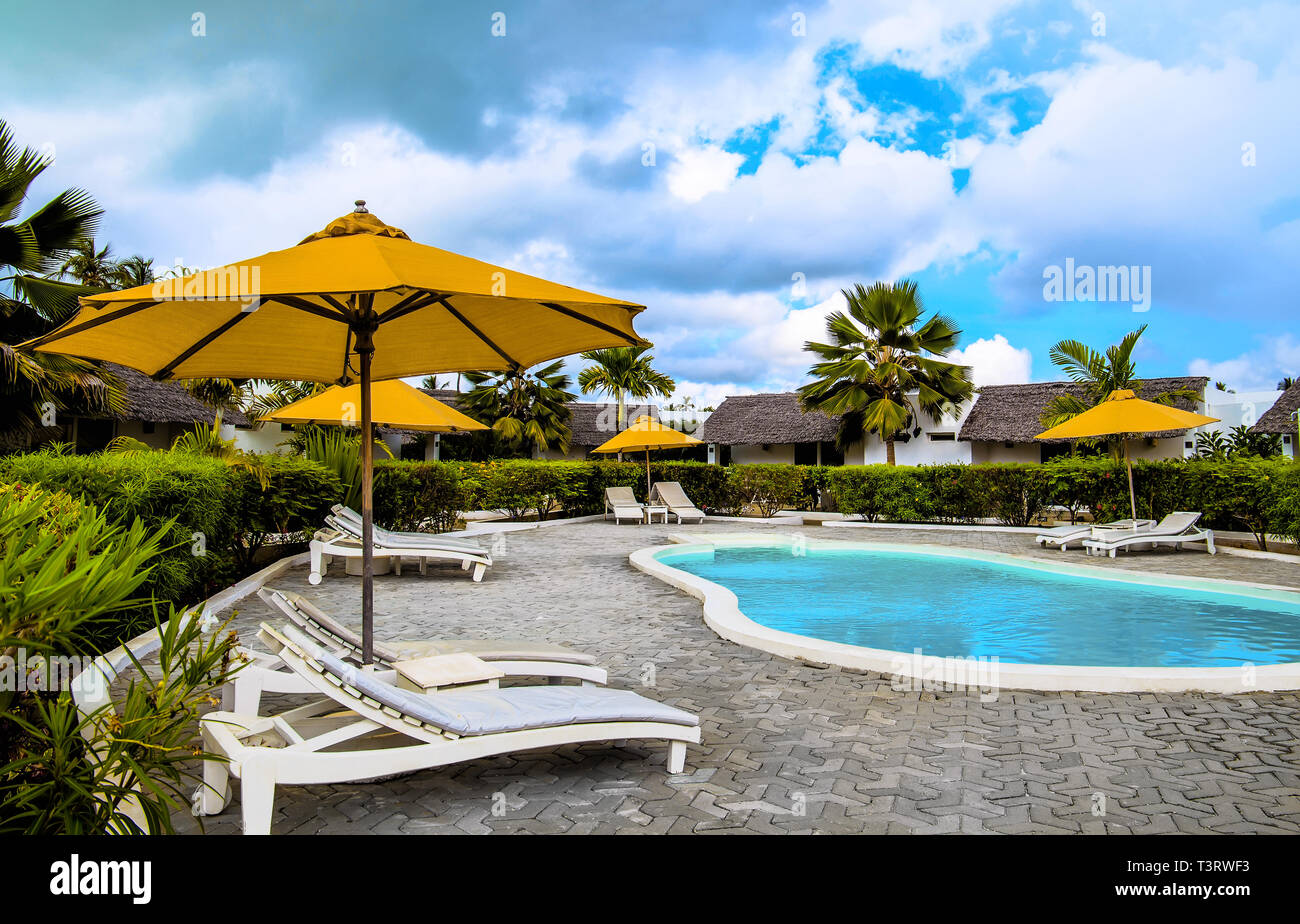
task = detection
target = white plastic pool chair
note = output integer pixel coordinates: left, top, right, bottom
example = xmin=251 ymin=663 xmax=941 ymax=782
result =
xmin=604 ymin=486 xmax=645 ymax=524
xmin=1081 ymin=511 xmax=1216 ymax=558
xmin=224 ymin=588 xmax=608 ymax=715
xmin=330 ymin=504 xmax=485 ymax=553
xmin=650 ymin=481 xmax=706 ymax=524
xmin=198 ymin=623 xmax=700 ymax=834
xmin=309 ymin=519 xmax=491 ymax=585
xmin=1034 ymin=517 xmax=1154 ymax=551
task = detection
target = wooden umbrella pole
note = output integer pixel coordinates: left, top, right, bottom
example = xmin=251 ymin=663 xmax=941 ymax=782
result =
xmin=356 ymin=325 xmax=376 ymax=664
xmin=646 ymin=449 xmax=651 ymax=498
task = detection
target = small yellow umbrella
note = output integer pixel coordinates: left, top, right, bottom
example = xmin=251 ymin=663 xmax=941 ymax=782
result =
xmin=592 ymin=415 xmax=703 ymax=496
xmin=261 ymin=379 xmax=485 ymax=433
xmin=1035 ymin=389 xmax=1219 ymax=520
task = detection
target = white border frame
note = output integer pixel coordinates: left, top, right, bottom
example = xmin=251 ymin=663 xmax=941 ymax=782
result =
xmin=630 ymin=533 xmax=1300 ymax=693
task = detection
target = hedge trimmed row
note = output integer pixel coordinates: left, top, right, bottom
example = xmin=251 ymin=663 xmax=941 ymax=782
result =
xmin=0 ymin=449 xmax=343 ymax=613
xmin=372 ymin=457 xmax=1299 ymax=549
xmin=371 ymin=459 xmax=824 ymax=525
xmin=826 ymin=457 xmax=1299 ymax=548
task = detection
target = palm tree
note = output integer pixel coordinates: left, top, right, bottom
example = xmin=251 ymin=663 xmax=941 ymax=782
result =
xmin=0 ymin=119 xmax=124 ymax=444
xmin=1040 ymin=324 xmax=1198 ymax=455
xmin=57 ymin=237 xmax=121 ymax=287
xmin=115 ymin=254 xmax=155 ymax=288
xmin=577 ymin=346 xmax=675 ymax=431
xmin=461 ymin=360 xmax=575 ymax=455
xmin=181 ymin=377 xmax=252 ymax=427
xmin=1278 ymin=376 xmax=1296 ymax=391
xmin=797 ymin=280 xmax=973 ymax=466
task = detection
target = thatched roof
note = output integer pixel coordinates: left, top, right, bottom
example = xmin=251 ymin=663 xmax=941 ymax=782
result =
xmin=74 ymin=363 xmax=250 ymax=427
xmin=957 ymin=376 xmax=1209 ymax=442
xmin=698 ymin=393 xmax=839 ymax=445
xmin=415 ymin=388 xmax=658 ymax=447
xmin=569 ymin=402 xmax=659 ymax=447
xmin=1254 ymin=381 xmax=1300 ymax=434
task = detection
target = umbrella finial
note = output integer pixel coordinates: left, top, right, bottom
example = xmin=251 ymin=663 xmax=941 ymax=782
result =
xmin=353 ymin=199 xmax=368 ymax=213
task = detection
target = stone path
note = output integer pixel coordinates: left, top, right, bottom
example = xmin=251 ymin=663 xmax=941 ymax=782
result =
xmin=177 ymin=520 xmax=1300 ymax=834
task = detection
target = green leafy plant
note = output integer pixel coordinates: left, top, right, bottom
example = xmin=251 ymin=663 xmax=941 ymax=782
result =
xmin=0 ymin=482 xmax=241 ymax=833
xmin=302 ymin=427 xmax=390 ymax=510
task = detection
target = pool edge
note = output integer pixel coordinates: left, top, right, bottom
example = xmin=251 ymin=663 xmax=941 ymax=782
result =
xmin=630 ymin=533 xmax=1300 ymax=694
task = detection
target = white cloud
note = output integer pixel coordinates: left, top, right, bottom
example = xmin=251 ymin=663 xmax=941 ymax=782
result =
xmin=1189 ymin=334 xmax=1300 ymax=391
xmin=833 ymin=0 xmax=1022 ymax=78
xmin=665 ymin=145 xmax=745 ymax=203
xmin=945 ymin=334 xmax=1034 ymax=387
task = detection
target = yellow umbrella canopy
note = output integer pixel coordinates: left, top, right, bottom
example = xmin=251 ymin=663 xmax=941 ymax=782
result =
xmin=592 ymin=415 xmax=703 ymax=495
xmin=27 ymin=201 xmax=647 ymax=663
xmin=1036 ymin=388 xmax=1219 ymax=520
xmin=29 ymin=204 xmax=646 ymax=382
xmin=262 ymin=380 xmax=485 ymax=433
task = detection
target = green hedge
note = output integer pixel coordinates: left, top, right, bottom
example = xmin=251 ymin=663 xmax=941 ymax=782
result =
xmin=0 ymin=449 xmax=342 ymax=610
xmin=825 ymin=457 xmax=1299 ymax=546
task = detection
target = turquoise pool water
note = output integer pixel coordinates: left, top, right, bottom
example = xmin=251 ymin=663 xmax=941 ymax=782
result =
xmin=656 ymin=546 xmax=1300 ymax=667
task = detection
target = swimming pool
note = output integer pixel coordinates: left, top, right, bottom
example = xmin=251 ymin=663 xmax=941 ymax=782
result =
xmin=635 ymin=537 xmax=1300 ymax=692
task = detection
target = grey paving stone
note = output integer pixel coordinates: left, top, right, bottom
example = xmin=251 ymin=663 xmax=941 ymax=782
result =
xmin=169 ymin=520 xmax=1300 ymax=835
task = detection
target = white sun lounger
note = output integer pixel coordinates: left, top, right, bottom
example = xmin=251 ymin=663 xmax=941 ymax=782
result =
xmin=199 ymin=622 xmax=700 ymax=834
xmin=605 ymin=486 xmax=645 ymax=524
xmin=225 ymin=588 xmax=609 ymax=714
xmin=309 ymin=523 xmax=491 ymax=584
xmin=330 ymin=504 xmax=484 ymax=553
xmin=1081 ymin=511 xmax=1216 ymax=558
xmin=1034 ymin=517 xmax=1155 ymax=551
xmin=650 ymin=481 xmax=706 ymax=524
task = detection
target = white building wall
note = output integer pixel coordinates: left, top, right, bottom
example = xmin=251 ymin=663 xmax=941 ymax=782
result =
xmin=232 ymin=424 xmax=295 ymax=455
xmin=731 ymin=443 xmax=797 ymax=464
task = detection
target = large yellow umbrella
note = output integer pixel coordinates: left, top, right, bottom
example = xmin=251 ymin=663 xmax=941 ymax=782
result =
xmin=592 ymin=415 xmax=703 ymax=496
xmin=1035 ymin=388 xmax=1218 ymax=521
xmin=262 ymin=379 xmax=485 ymax=433
xmin=28 ymin=201 xmax=646 ymax=662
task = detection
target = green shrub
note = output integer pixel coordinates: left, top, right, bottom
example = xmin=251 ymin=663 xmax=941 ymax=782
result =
xmin=0 ymin=449 xmax=237 ymax=611
xmin=373 ymin=460 xmax=471 ymax=532
xmin=227 ymin=455 xmax=343 ymax=571
xmin=474 ymin=460 xmax=591 ymax=520
xmin=725 ymin=464 xmax=807 ymax=517
xmin=0 ymin=449 xmax=342 ymax=612
xmin=1191 ymin=457 xmax=1292 ymax=549
xmin=1268 ymin=465 xmax=1300 ymax=546
xmin=970 ymin=465 xmax=1052 ymax=527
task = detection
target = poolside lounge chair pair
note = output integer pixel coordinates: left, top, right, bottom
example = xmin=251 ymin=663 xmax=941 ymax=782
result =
xmin=202 ymin=588 xmax=699 ymax=834
xmin=310 ymin=505 xmax=492 ymax=584
xmin=604 ymin=482 xmax=705 ymax=525
xmin=224 ymin=587 xmax=609 ymax=714
xmin=1035 ymin=511 xmax=1215 ymax=557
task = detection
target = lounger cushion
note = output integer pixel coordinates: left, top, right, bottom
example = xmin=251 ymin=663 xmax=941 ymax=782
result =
xmin=387 ymin=638 xmax=599 ymax=665
xmin=318 ymin=651 xmax=697 ymax=734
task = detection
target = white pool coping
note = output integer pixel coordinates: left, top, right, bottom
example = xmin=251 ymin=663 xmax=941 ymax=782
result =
xmin=629 ymin=533 xmax=1300 ymax=694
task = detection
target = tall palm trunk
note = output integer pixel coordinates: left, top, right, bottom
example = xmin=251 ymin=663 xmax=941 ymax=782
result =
xmin=616 ymin=389 xmax=625 ymax=460
xmin=885 ymin=439 xmax=896 ymax=466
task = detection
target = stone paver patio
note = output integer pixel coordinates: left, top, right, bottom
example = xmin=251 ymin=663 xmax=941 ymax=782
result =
xmin=179 ymin=520 xmax=1300 ymax=834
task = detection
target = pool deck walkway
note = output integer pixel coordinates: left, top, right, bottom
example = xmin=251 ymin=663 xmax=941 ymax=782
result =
xmin=179 ymin=520 xmax=1300 ymax=834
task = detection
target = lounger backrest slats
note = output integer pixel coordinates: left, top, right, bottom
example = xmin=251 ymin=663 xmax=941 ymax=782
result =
xmin=259 ymin=588 xmax=404 ymax=665
xmin=606 ymin=486 xmax=639 ymax=507
xmin=652 ymin=481 xmax=696 ymax=508
xmin=1153 ymin=511 xmax=1201 ymax=535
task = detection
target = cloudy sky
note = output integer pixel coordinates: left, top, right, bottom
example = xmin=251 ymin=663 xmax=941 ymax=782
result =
xmin=5 ymin=0 xmax=1298 ymax=405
